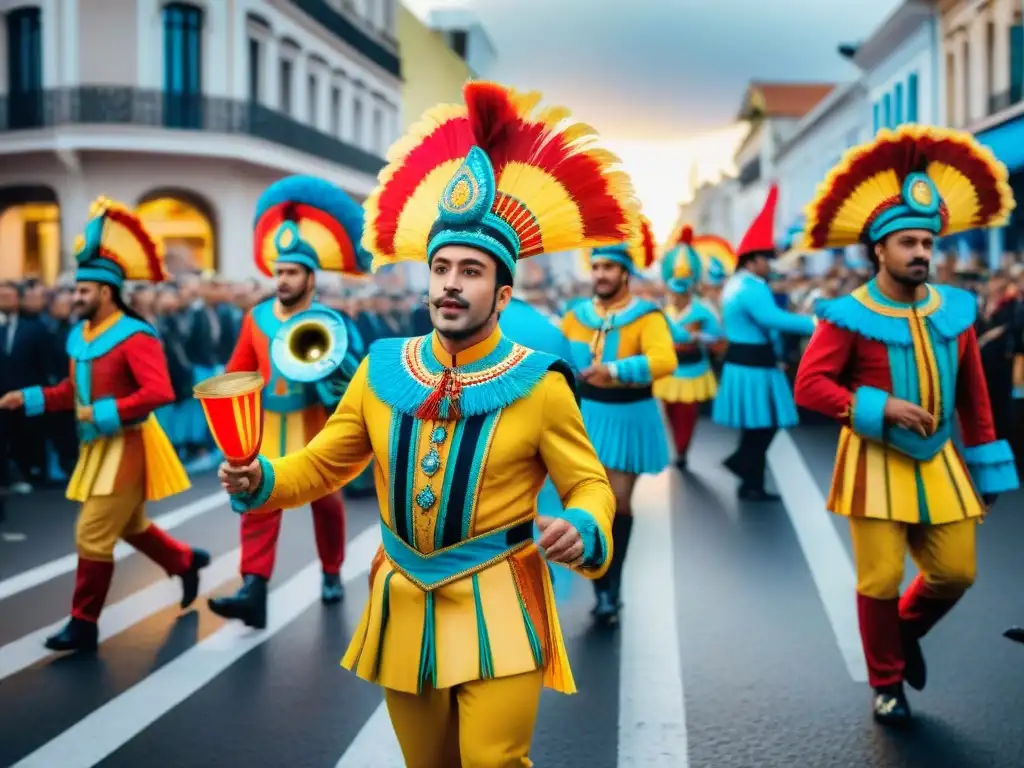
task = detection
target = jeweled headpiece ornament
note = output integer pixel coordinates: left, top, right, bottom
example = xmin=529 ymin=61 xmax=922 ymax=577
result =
xmin=803 ymin=125 xmax=1014 ymax=249
xmin=253 ymin=175 xmax=370 ymax=277
xmin=74 ymin=197 xmax=168 ymax=288
xmin=584 ymin=213 xmax=656 ymax=276
xmin=691 ymin=234 xmax=736 ymax=286
xmin=659 ymin=225 xmax=703 ymax=292
xmin=362 ymin=81 xmax=638 ymax=277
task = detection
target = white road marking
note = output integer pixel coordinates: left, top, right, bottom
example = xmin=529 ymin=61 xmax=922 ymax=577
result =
xmin=618 ymin=470 xmax=689 ymax=767
xmin=0 ymin=491 xmax=225 ymax=601
xmin=767 ymin=431 xmax=867 ymax=682
xmin=334 ymin=700 xmax=405 ymax=768
xmin=0 ymin=545 xmax=242 ymax=682
xmin=10 ymin=524 xmax=381 ymax=768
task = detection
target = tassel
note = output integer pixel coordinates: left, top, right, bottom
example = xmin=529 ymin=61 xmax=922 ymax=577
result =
xmin=415 ymin=367 xmax=463 ymax=421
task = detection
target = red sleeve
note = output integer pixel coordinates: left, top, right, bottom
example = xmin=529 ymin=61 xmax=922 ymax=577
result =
xmin=226 ymin=311 xmax=260 ymax=374
xmin=42 ymin=377 xmax=76 ymax=412
xmin=955 ymin=325 xmax=997 ymax=448
xmin=793 ymin=321 xmax=856 ymax=423
xmin=114 ymin=333 xmax=175 ymax=422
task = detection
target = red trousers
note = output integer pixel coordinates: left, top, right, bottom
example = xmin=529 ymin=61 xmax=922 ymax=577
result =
xmin=240 ymin=493 xmax=346 ymax=579
xmin=664 ymin=402 xmax=700 ymax=458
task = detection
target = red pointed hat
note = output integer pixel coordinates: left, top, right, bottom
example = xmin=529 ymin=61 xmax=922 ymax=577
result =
xmin=736 ymin=183 xmax=778 ymax=258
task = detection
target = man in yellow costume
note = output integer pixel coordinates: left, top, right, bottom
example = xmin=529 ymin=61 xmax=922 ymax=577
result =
xmin=0 ymin=198 xmax=208 ymax=652
xmin=561 ymin=214 xmax=676 ymax=625
xmin=219 ymin=81 xmax=633 ymax=766
xmin=795 ymin=126 xmax=1019 ymax=725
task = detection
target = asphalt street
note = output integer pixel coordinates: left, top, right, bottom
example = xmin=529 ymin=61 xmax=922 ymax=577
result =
xmin=1 ymin=420 xmax=1022 ymax=768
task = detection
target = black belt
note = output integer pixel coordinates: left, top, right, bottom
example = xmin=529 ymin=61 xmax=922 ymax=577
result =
xmin=724 ymin=342 xmax=776 ymax=368
xmin=579 ymin=382 xmax=654 ymax=403
xmin=676 ymin=347 xmax=703 ymax=365
xmin=505 ymin=521 xmax=533 ymax=545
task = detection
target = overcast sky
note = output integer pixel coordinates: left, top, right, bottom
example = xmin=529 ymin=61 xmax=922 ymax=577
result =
xmin=401 ymin=0 xmax=904 ymax=236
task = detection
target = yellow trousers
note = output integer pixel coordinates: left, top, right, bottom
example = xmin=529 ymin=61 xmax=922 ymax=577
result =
xmin=849 ymin=516 xmax=977 ymax=600
xmin=75 ymin=478 xmax=150 ymax=561
xmin=384 ymin=669 xmax=544 ymax=768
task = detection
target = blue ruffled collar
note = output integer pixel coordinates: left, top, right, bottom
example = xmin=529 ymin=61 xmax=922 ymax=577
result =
xmin=815 ymin=279 xmax=976 ymax=346
xmin=572 ymin=296 xmax=661 ymax=330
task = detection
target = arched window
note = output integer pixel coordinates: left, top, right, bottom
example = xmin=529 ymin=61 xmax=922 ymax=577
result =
xmin=6 ymin=7 xmax=43 ymax=129
xmin=163 ymin=3 xmax=204 ymax=129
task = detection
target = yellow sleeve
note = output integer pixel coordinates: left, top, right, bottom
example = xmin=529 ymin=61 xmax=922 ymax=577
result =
xmin=253 ymin=358 xmax=374 ymax=512
xmin=536 ymin=372 xmax=615 ymax=580
xmin=640 ymin=311 xmax=678 ymax=380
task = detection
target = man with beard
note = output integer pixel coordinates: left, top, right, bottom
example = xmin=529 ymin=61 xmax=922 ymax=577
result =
xmin=561 ymin=215 xmax=676 ymax=625
xmin=207 ymin=176 xmax=366 ymax=628
xmin=712 ymin=184 xmax=815 ymax=501
xmin=217 ymin=81 xmax=625 ymax=766
xmin=0 ymin=197 xmax=208 ymax=652
xmin=794 ymin=125 xmax=1019 ymax=726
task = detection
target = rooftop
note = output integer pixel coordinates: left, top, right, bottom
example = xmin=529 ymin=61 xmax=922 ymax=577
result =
xmin=736 ymin=81 xmax=835 ymax=121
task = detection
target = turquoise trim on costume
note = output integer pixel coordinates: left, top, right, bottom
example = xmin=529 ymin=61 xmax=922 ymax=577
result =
xmin=591 ymin=244 xmax=637 ymax=275
xmin=273 ymin=220 xmax=321 ymax=270
xmin=851 ymin=386 xmax=889 ymax=442
xmin=887 ymin=423 xmax=953 ymax=462
xmin=75 ymin=262 xmax=125 ymax=288
xmin=91 ymin=398 xmax=122 ymax=436
xmin=613 ymin=356 xmax=653 ymax=385
xmin=367 ymin=335 xmax=559 ymax=417
xmin=572 ymin=297 xmax=661 ymax=332
xmin=460 ymin=411 xmax=500 ymax=539
xmin=555 ymin=507 xmax=606 ymax=568
xmin=22 ymin=386 xmax=45 ymax=417
xmin=404 ymin=418 xmax=423 ymax=540
xmin=867 ymin=173 xmax=943 ymax=243
xmin=374 ymin=570 xmax=395 ymax=680
xmin=427 ymin=146 xmax=521 ymax=277
xmin=928 ymin=324 xmax=959 ymax=424
xmin=914 ymin=465 xmax=931 ymax=524
xmin=518 ymin=596 xmax=544 ymax=666
xmin=417 ymin=591 xmax=437 ymax=693
xmin=67 ymin=316 xmax=156 ymax=362
xmin=386 ymin=413 xmax=404 ymax=533
xmin=568 ymin=340 xmax=592 ymax=370
xmin=599 ymin=329 xmax=620 ymax=364
xmin=816 ymin=281 xmax=976 ymax=346
xmin=380 ymin=520 xmax=531 ymax=591
xmin=962 ymin=440 xmax=1020 ymax=494
xmin=434 ymin=420 xmax=467 ymax=549
xmin=230 ymin=455 xmax=276 ymax=515
xmin=471 ymin=574 xmax=495 ymax=679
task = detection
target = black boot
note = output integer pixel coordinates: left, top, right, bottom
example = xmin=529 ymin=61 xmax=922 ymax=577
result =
xmin=872 ymin=683 xmax=912 ymax=727
xmin=738 ymin=486 xmax=781 ymax=502
xmin=44 ymin=617 xmax=99 ymax=652
xmin=1005 ymin=626 xmax=1024 ymax=644
xmin=179 ymin=549 xmax=211 ymax=610
xmin=208 ymin=574 xmax=268 ymax=629
xmin=900 ymin=622 xmax=927 ymax=691
xmin=321 ymin=572 xmax=344 ymax=604
xmin=607 ymin=515 xmax=634 ymax=609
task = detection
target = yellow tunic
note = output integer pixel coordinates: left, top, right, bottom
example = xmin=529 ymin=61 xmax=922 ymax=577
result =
xmin=250 ymin=328 xmax=615 ymax=694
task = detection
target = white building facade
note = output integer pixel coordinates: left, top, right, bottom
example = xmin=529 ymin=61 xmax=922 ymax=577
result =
xmin=0 ymin=0 xmax=404 ymax=282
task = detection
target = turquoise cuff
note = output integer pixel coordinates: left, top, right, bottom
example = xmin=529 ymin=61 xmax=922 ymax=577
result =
xmin=614 ymin=356 xmax=653 ymax=386
xmin=91 ymin=398 xmax=122 ymax=435
xmin=22 ymin=386 xmax=45 ymax=417
xmin=851 ymin=386 xmax=888 ymax=442
xmin=557 ymin=507 xmax=607 ymax=568
xmin=962 ymin=440 xmax=1020 ymax=495
xmin=229 ymin=455 xmax=277 ymax=514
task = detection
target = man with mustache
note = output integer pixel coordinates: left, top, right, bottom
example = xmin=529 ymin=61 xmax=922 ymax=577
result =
xmin=0 ymin=198 xmax=208 ymax=652
xmin=561 ymin=214 xmax=676 ymax=625
xmin=216 ymin=82 xmax=626 ymax=765
xmin=795 ymin=126 xmax=1019 ymax=726
xmin=712 ymin=184 xmax=816 ymax=501
xmin=207 ymin=176 xmax=366 ymax=629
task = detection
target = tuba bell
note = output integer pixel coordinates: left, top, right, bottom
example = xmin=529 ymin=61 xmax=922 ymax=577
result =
xmin=270 ymin=307 xmax=364 ymax=409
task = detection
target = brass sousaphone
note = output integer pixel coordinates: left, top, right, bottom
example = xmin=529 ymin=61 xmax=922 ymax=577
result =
xmin=270 ymin=306 xmax=363 ymax=409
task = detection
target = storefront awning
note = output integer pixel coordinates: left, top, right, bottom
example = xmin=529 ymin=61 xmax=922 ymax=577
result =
xmin=977 ymin=114 xmax=1024 ymax=174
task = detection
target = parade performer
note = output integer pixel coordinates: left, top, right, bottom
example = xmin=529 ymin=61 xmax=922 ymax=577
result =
xmin=0 ymin=198 xmax=208 ymax=652
xmin=654 ymin=226 xmax=722 ymax=470
xmin=712 ymin=184 xmax=815 ymax=501
xmin=794 ymin=125 xmax=1019 ymax=725
xmin=562 ymin=213 xmax=675 ymax=624
xmin=692 ymin=233 xmax=736 ymax=318
xmin=207 ymin=176 xmax=367 ymax=629
xmin=218 ymin=81 xmax=629 ymax=766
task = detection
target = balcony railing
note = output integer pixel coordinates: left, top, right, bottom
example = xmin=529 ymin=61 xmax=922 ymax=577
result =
xmin=287 ymin=0 xmax=401 ymax=78
xmin=987 ymin=82 xmax=1024 ymax=117
xmin=0 ymin=87 xmax=386 ymax=177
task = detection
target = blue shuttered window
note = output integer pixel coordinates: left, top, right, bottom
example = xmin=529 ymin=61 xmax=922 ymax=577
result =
xmin=882 ymin=93 xmax=892 ymax=128
xmin=873 ymin=102 xmax=880 ymax=133
xmin=894 ymin=82 xmax=904 ymax=124
xmin=163 ymin=3 xmax=204 ymax=129
xmin=907 ymin=72 xmax=919 ymax=122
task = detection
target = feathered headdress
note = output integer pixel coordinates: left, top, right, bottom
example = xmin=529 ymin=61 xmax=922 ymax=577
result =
xmin=803 ymin=125 xmax=1014 ymax=249
xmin=691 ymin=234 xmax=737 ymax=286
xmin=586 ymin=213 xmax=655 ymax=276
xmin=74 ymin=197 xmax=167 ymax=288
xmin=362 ymin=81 xmax=638 ymax=277
xmin=659 ymin=225 xmax=703 ymax=292
xmin=253 ymin=175 xmax=370 ymax=278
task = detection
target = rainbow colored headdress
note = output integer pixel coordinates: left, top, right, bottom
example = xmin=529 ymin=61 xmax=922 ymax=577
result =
xmin=691 ymin=234 xmax=736 ymax=286
xmin=74 ymin=197 xmax=167 ymax=288
xmin=362 ymin=81 xmax=638 ymax=277
xmin=660 ymin=225 xmax=703 ymax=292
xmin=586 ymin=213 xmax=656 ymax=276
xmin=803 ymin=125 xmax=1015 ymax=249
xmin=253 ymin=175 xmax=370 ymax=277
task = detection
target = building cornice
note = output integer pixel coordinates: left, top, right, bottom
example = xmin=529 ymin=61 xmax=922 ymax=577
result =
xmin=853 ymin=0 xmax=935 ymax=71
xmin=774 ymin=81 xmax=866 ymax=162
